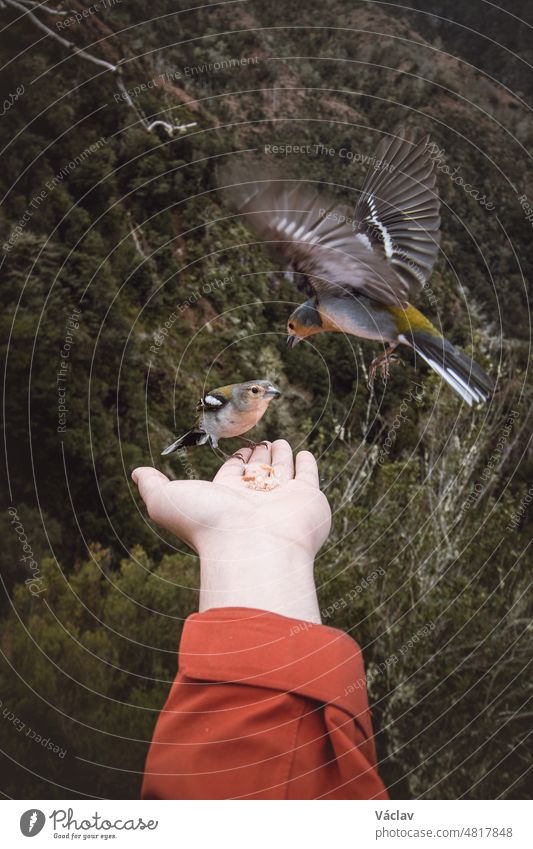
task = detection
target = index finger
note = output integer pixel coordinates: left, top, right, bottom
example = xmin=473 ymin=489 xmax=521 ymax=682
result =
xmin=214 ymin=447 xmax=253 ymax=481
xmin=295 ymin=451 xmax=320 ymax=488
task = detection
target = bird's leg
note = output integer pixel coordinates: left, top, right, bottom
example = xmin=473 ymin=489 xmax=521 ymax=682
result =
xmin=208 ymin=437 xmax=234 ymax=463
xmin=212 ymin=445 xmax=231 ymax=462
xmin=213 ymin=438 xmax=269 ymax=464
xmin=368 ymin=343 xmax=402 ymax=386
xmin=211 ymin=443 xmax=248 ymax=464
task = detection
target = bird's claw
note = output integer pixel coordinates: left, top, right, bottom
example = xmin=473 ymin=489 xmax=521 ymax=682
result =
xmin=238 ymin=438 xmax=270 ymax=451
xmin=214 ymin=440 xmax=270 ymax=464
xmin=368 ymin=347 xmax=402 ymax=387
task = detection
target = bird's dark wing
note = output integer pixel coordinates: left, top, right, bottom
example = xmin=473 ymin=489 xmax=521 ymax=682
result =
xmin=196 ymin=391 xmax=228 ymax=413
xmin=353 ymin=132 xmax=441 ymax=293
xmin=222 ymin=178 xmax=409 ymax=306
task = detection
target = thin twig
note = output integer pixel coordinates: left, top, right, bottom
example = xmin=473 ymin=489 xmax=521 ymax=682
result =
xmin=2 ymin=0 xmax=197 ymax=136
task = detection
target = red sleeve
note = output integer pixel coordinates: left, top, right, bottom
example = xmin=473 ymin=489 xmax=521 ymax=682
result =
xmin=141 ymin=607 xmax=388 ymax=800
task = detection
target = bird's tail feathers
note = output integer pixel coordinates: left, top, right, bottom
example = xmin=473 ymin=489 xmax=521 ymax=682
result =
xmin=161 ymin=430 xmax=209 ymax=455
xmin=399 ymin=331 xmax=494 ymax=406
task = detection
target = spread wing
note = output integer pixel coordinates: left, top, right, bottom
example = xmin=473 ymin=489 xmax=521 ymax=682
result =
xmin=220 ymin=131 xmax=440 ymax=308
xmin=222 ymin=178 xmax=408 ymax=306
xmin=353 ymin=132 xmax=441 ymax=291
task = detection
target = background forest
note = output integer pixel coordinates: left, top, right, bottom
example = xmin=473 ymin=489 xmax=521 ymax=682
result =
xmin=0 ymin=0 xmax=531 ymax=799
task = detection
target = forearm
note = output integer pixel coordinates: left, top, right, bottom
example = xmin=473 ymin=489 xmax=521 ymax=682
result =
xmin=198 ymin=537 xmax=322 ymax=623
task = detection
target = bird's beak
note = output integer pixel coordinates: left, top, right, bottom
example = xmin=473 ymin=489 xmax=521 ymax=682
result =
xmin=287 ymin=334 xmax=302 ymax=349
xmin=265 ymin=386 xmax=281 ymax=399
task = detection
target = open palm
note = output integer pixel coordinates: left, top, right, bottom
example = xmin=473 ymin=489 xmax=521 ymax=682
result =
xmin=132 ymin=440 xmax=331 ymax=561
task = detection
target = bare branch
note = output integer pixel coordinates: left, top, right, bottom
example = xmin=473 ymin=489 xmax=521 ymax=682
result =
xmin=19 ymin=0 xmax=68 ymax=14
xmin=5 ymin=0 xmax=116 ymax=70
xmin=144 ymin=119 xmax=197 ymax=135
xmin=2 ymin=0 xmax=197 ymax=136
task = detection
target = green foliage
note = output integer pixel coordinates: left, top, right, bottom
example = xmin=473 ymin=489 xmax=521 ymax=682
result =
xmin=0 ymin=546 xmax=198 ymax=798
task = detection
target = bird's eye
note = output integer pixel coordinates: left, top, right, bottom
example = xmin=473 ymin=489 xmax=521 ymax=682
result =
xmin=288 ymin=322 xmax=294 ymax=330
xmin=251 ymin=386 xmax=260 ymax=394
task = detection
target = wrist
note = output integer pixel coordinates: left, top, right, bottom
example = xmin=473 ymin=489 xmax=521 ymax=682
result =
xmin=197 ymin=535 xmax=321 ymax=623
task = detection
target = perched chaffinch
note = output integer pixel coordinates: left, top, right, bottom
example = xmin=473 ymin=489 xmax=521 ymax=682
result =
xmin=224 ymin=131 xmax=494 ymax=406
xmin=161 ymin=379 xmax=281 ymax=456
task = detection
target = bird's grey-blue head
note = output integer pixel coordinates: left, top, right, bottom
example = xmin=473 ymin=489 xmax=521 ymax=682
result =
xmin=287 ymin=299 xmax=323 ymax=347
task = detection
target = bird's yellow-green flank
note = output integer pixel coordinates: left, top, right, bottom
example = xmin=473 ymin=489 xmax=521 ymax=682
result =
xmin=387 ymin=303 xmax=442 ymax=337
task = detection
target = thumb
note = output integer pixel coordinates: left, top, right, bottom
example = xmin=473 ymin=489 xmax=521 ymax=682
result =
xmin=132 ymin=467 xmax=170 ymax=515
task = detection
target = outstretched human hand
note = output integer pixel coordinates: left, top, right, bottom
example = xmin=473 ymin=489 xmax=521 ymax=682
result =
xmin=132 ymin=440 xmax=331 ymax=622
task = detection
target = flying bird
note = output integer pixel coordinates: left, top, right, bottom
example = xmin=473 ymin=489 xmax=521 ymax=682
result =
xmin=162 ymin=379 xmax=281 ymax=457
xmin=224 ymin=132 xmax=494 ymax=405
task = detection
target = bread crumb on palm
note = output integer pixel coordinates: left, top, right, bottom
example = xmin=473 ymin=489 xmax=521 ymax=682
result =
xmin=242 ymin=462 xmax=280 ymax=491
